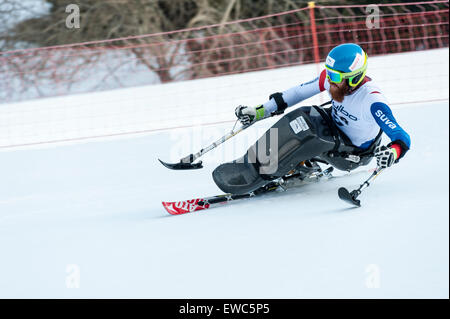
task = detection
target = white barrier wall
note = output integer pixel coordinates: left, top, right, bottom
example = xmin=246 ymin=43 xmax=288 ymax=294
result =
xmin=0 ymin=48 xmax=448 ymax=149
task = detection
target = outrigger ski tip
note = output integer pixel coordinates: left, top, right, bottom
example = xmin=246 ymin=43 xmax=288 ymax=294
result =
xmin=338 ymin=187 xmax=361 ymax=207
xmin=158 ymin=158 xmax=203 ymax=170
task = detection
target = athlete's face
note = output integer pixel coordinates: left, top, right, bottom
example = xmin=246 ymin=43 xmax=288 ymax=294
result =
xmin=328 ymin=78 xmax=348 ymax=102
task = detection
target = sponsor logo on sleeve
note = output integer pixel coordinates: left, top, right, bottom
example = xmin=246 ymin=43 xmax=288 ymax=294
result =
xmin=374 ymin=110 xmax=397 ymax=129
xmin=300 ymin=77 xmax=319 ymax=87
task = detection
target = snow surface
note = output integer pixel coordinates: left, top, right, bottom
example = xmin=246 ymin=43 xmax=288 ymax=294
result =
xmin=0 ymin=99 xmax=448 ymax=298
xmin=0 ymin=49 xmax=448 ymax=298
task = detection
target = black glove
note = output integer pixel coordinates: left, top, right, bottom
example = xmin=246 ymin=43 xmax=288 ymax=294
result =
xmin=374 ymin=145 xmax=398 ymax=169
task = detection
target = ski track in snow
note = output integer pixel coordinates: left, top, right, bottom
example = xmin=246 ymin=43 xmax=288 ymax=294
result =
xmin=0 ymin=102 xmax=448 ymax=298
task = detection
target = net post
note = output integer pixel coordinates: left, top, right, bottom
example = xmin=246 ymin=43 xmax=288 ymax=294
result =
xmin=308 ymin=1 xmax=322 ymax=102
xmin=308 ymin=1 xmax=320 ymax=65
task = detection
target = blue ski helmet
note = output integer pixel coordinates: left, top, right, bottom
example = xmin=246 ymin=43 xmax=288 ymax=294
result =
xmin=325 ymin=43 xmax=368 ymax=87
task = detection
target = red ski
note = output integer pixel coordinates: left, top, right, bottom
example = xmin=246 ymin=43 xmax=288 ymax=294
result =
xmin=160 ymin=166 xmax=380 ymax=215
xmin=162 ymin=198 xmax=210 ymax=215
xmin=161 ymin=181 xmax=285 ymax=215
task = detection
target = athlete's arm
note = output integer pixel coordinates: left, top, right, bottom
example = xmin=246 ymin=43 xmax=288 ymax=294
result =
xmin=261 ymin=69 xmax=327 ymax=117
xmin=235 ymin=70 xmax=327 ymax=126
xmin=370 ymin=102 xmax=411 ymax=161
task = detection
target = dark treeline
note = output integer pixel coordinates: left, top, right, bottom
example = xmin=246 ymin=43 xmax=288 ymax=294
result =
xmin=0 ymin=0 xmax=423 ymax=51
xmin=1 ymin=0 xmax=445 ymax=95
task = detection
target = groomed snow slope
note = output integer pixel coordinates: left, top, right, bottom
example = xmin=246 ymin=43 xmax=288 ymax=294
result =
xmin=0 ymin=50 xmax=448 ymax=298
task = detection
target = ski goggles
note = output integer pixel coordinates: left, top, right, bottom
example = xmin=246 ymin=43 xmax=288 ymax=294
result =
xmin=325 ymin=56 xmax=368 ymax=87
